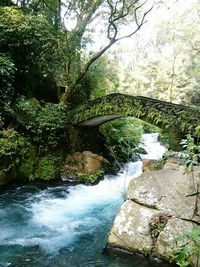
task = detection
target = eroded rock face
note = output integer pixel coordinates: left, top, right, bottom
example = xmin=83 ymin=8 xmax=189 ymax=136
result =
xmin=107 ymin=162 xmax=200 ymax=262
xmin=154 ymin=218 xmax=193 ymax=258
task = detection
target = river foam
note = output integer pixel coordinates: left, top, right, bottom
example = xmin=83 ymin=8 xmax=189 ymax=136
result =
xmin=0 ymin=133 xmax=168 ymax=267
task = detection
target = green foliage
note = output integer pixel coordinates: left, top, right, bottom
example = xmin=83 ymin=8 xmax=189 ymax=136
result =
xmin=0 ymin=98 xmax=68 ymax=183
xmin=0 ymin=6 xmax=68 ymax=96
xmin=88 ymin=55 xmax=119 ymax=100
xmin=35 ymin=155 xmax=62 ymax=181
xmin=14 ymin=96 xmax=68 ymax=148
xmin=77 ymin=170 xmax=104 ymax=185
xmin=142 ymin=121 xmax=161 ymax=133
xmin=179 ymin=133 xmax=200 ymax=172
xmin=0 ymin=127 xmax=65 ymax=182
xmin=195 ymin=126 xmax=200 ymax=137
xmin=100 ymin=117 xmax=143 ymax=162
xmin=151 ymin=160 xmax=165 ymax=170
xmin=0 ymin=53 xmax=15 ymax=128
xmin=0 ymin=128 xmax=30 ymax=175
xmin=14 ymin=96 xmax=41 ymax=130
xmin=68 ymin=55 xmax=120 ymax=105
xmin=18 ymin=145 xmax=37 ymax=180
xmin=158 ymin=132 xmax=170 ymax=149
xmin=35 ymin=103 xmax=68 ymax=147
xmin=171 ymin=227 xmax=200 ymax=267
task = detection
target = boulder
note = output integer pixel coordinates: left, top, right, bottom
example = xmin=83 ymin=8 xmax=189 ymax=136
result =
xmin=154 ymin=217 xmax=193 ymax=258
xmin=107 ymin=161 xmax=200 ymax=262
xmin=82 ymin=151 xmax=103 ymax=174
xmin=128 ymin=165 xmax=198 ymax=221
xmin=61 ymin=151 xmax=104 ymax=184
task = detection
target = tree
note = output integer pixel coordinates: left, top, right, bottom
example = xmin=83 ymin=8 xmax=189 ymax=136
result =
xmin=0 ymin=6 xmax=69 ymax=99
xmin=59 ymin=0 xmax=153 ymax=105
xmin=113 ymin=0 xmax=200 ymax=105
xmin=14 ymin=0 xmax=152 ymax=105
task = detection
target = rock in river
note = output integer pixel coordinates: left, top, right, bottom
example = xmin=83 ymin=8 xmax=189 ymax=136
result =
xmin=107 ymin=161 xmax=200 ymax=261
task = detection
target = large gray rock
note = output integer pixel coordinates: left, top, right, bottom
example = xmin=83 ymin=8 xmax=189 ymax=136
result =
xmin=108 ymin=200 xmax=159 ymax=254
xmin=107 ymin=162 xmax=200 ymax=262
xmin=155 ymin=217 xmax=193 ymax=258
xmin=128 ymin=165 xmax=199 ymax=221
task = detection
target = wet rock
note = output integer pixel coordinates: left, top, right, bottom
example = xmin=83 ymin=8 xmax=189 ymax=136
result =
xmin=82 ymin=151 xmax=103 ymax=174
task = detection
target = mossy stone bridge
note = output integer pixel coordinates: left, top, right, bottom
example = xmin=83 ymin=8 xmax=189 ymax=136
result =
xmin=69 ymin=93 xmax=200 ymax=149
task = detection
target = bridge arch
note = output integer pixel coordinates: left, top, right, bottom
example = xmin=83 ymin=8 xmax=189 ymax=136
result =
xmin=70 ymin=93 xmax=200 ymax=150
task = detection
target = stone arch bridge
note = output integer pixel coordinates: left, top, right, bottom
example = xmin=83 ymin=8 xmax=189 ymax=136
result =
xmin=69 ymin=93 xmax=200 ymax=150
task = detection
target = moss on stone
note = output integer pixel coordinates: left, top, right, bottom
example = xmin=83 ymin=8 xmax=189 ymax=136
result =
xmin=0 ymin=168 xmax=18 ymax=186
xmin=151 ymin=160 xmax=165 ymax=171
xmin=0 ymin=129 xmax=31 ymax=184
xmin=69 ymin=94 xmax=200 ymax=149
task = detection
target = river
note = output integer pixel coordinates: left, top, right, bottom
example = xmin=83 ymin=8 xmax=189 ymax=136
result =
xmin=0 ymin=133 xmax=174 ymax=267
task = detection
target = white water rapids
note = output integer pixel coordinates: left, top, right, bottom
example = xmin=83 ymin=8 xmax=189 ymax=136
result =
xmin=0 ymin=133 xmax=167 ymax=267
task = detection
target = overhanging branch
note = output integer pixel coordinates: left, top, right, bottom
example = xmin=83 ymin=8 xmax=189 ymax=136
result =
xmin=60 ymin=0 xmax=154 ymax=105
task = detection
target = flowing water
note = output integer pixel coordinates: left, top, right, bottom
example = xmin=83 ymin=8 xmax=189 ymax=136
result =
xmin=0 ymin=133 xmax=173 ymax=267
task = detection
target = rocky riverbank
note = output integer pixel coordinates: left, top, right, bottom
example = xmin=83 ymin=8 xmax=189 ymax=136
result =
xmin=107 ymin=157 xmax=200 ymax=264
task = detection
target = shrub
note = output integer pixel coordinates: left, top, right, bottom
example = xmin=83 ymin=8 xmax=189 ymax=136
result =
xmin=179 ymin=133 xmax=200 ymax=172
xmin=35 ymin=155 xmax=63 ymax=181
xmin=77 ymin=170 xmax=104 ymax=185
xmin=0 ymin=128 xmax=30 ymax=181
xmin=100 ymin=117 xmax=143 ymax=163
xmin=14 ymin=96 xmax=68 ymax=148
xmin=35 ymin=103 xmax=68 ymax=147
xmin=0 ymin=53 xmax=15 ymax=128
xmin=171 ymin=228 xmax=200 ymax=267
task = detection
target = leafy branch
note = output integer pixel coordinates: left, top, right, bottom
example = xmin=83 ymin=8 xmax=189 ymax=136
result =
xmin=179 ymin=133 xmax=200 ymax=173
xmin=171 ymin=227 xmax=200 ymax=267
xmin=60 ymin=0 xmax=153 ymax=105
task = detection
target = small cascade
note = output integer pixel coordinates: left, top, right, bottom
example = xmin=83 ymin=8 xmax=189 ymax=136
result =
xmin=0 ymin=133 xmax=171 ymax=267
xmin=140 ymin=133 xmax=167 ymax=160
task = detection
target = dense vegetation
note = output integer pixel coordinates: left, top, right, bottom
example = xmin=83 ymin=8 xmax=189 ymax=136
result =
xmin=0 ymin=0 xmax=199 ymax=185
xmin=0 ymin=1 xmax=200 ymax=267
xmin=0 ymin=0 xmax=154 ymax=184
